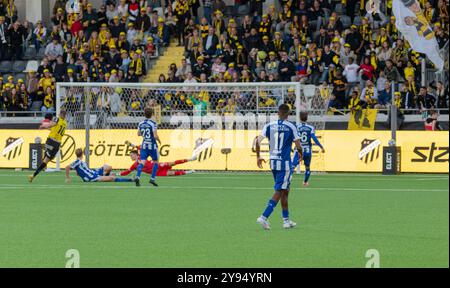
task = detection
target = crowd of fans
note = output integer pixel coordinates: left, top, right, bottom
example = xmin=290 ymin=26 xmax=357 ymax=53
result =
xmin=0 ymin=0 xmax=448 ymax=117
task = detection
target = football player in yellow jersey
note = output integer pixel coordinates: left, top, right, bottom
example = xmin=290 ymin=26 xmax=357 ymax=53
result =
xmin=28 ymin=110 xmax=68 ymax=183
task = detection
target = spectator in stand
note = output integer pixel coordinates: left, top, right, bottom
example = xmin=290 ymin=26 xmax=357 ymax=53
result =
xmin=45 ymin=36 xmax=64 ymax=64
xmin=360 ymin=80 xmax=378 ymax=108
xmin=377 ymin=80 xmax=393 ymax=109
xmin=435 ymin=81 xmax=448 ymax=113
xmin=41 ymin=86 xmax=55 ymax=113
xmin=343 ymin=56 xmax=359 ymax=98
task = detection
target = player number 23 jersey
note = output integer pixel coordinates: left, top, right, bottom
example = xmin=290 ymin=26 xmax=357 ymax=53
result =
xmin=138 ymin=119 xmax=158 ymax=149
xmin=261 ymin=120 xmax=299 ymax=171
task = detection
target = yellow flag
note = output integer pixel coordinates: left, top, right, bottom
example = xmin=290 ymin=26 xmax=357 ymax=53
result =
xmin=348 ymin=109 xmax=378 ymax=130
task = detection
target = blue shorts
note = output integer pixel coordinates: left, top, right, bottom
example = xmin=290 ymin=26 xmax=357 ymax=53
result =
xmin=82 ymin=173 xmax=101 ymax=182
xmin=272 ymin=169 xmax=293 ymax=191
xmin=302 ymin=152 xmax=312 ymax=167
xmin=93 ymin=167 xmax=104 ymax=176
xmin=140 ymin=148 xmax=159 ymax=161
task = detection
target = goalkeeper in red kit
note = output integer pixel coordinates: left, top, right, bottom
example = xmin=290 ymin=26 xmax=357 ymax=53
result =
xmin=122 ymin=141 xmax=196 ymax=177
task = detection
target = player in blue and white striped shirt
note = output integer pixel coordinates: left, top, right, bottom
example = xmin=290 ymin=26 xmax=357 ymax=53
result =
xmin=65 ymin=148 xmax=133 ymax=183
xmin=292 ymin=112 xmax=325 ymax=186
xmin=135 ymin=107 xmax=161 ymax=187
xmin=255 ymin=104 xmax=303 ymax=230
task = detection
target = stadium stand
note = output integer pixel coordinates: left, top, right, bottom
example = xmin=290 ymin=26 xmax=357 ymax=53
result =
xmin=0 ymin=0 xmax=448 ymax=130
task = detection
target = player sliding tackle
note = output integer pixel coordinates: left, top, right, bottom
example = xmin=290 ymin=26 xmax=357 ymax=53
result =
xmin=122 ymin=143 xmax=196 ymax=177
xmin=255 ymin=104 xmax=303 ymax=230
xmin=135 ymin=107 xmax=161 ymax=187
xmin=65 ymin=148 xmax=134 ymax=183
xmin=292 ymin=112 xmax=325 ymax=187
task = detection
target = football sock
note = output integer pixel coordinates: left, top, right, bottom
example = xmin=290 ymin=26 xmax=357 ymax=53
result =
xmin=262 ymin=199 xmax=278 ymax=219
xmin=136 ymin=163 xmax=143 ymax=178
xmin=305 ymin=169 xmax=311 ymax=183
xmin=150 ymin=163 xmax=159 ymax=181
xmin=114 ymin=178 xmax=133 ymax=182
xmin=33 ymin=162 xmax=47 ymax=177
xmin=174 ymin=159 xmax=188 ymax=165
xmin=282 ymin=210 xmax=289 ymax=221
xmin=174 ymin=171 xmax=186 ymax=176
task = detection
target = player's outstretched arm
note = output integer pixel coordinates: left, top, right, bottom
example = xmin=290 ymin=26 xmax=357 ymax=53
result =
xmin=311 ymin=133 xmax=325 ymax=153
xmin=65 ymin=165 xmax=72 ymax=183
xmin=154 ymin=130 xmax=161 ymax=145
xmin=255 ymin=135 xmax=266 ymax=169
xmin=39 ymin=122 xmax=55 ymax=130
xmin=294 ymin=139 xmax=303 ymax=162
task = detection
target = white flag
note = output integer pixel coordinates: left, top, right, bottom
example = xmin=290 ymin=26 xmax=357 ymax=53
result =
xmin=393 ymin=0 xmax=444 ymax=71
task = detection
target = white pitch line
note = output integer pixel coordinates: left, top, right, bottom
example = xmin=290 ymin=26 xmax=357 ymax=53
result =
xmin=0 ymin=184 xmax=447 ymax=192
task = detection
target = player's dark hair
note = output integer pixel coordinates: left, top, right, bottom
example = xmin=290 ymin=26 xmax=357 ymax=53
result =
xmin=60 ymin=110 xmax=67 ymax=118
xmin=144 ymin=107 xmax=153 ymax=119
xmin=278 ymin=104 xmax=290 ymax=119
xmin=300 ymin=111 xmax=308 ymax=122
xmin=44 ymin=113 xmax=53 ymax=120
xmin=75 ymin=148 xmax=83 ymax=158
xmin=130 ymin=150 xmax=138 ymax=155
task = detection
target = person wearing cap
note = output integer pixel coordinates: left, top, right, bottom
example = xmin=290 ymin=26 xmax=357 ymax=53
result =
xmin=358 ymin=16 xmax=372 ymax=46
xmin=212 ymin=9 xmax=225 ymax=39
xmin=117 ymin=31 xmax=130 ymax=52
xmin=345 ymin=24 xmax=363 ymax=59
xmin=128 ymin=48 xmax=146 ymax=78
xmin=135 ymin=6 xmax=151 ymax=34
xmin=65 ymin=68 xmax=78 ymax=83
xmin=192 ymin=55 xmax=210 ymax=79
xmin=38 ymin=68 xmax=55 ymax=96
xmin=151 ymin=16 xmax=170 ymax=47
xmin=126 ymin=22 xmax=138 ymax=45
xmin=340 ymin=43 xmax=356 ymax=67
xmin=104 ymin=43 xmax=122 ymax=70
xmin=32 ymin=19 xmax=47 ymax=52
xmin=109 ymin=14 xmax=125 ymax=38
xmin=259 ymin=14 xmax=271 ymax=38
xmin=51 ymin=6 xmax=66 ymax=27
xmin=145 ymin=36 xmax=156 ymax=57
xmin=265 ymin=51 xmax=279 ymax=78
xmin=175 ymin=0 xmax=190 ymax=46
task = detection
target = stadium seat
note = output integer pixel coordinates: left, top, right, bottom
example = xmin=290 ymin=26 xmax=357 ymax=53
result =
xmin=334 ymin=3 xmax=343 ymax=14
xmin=353 ymin=16 xmax=362 ymax=26
xmin=22 ymin=46 xmax=37 ymax=60
xmin=14 ymin=73 xmax=26 ymax=82
xmin=340 ymin=15 xmax=351 ymax=29
xmin=237 ymin=3 xmax=250 ymax=15
xmin=12 ymin=61 xmax=28 ymax=73
xmin=0 ymin=61 xmax=13 ymax=73
xmin=24 ymin=60 xmax=39 ymax=72
xmin=36 ymin=47 xmax=46 ymax=60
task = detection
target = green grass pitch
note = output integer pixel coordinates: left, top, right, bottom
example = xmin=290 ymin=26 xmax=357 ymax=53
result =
xmin=0 ymin=170 xmax=448 ymax=268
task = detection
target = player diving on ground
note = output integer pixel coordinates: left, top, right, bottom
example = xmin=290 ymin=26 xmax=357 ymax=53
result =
xmin=255 ymin=104 xmax=303 ymax=230
xmin=65 ymin=148 xmax=134 ymax=183
xmin=29 ymin=110 xmax=68 ymax=183
xmin=121 ymin=143 xmax=197 ymax=177
xmin=292 ymin=112 xmax=325 ymax=186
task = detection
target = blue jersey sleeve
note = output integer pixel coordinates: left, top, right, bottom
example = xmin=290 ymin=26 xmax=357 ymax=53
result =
xmin=311 ymin=133 xmax=324 ymax=149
